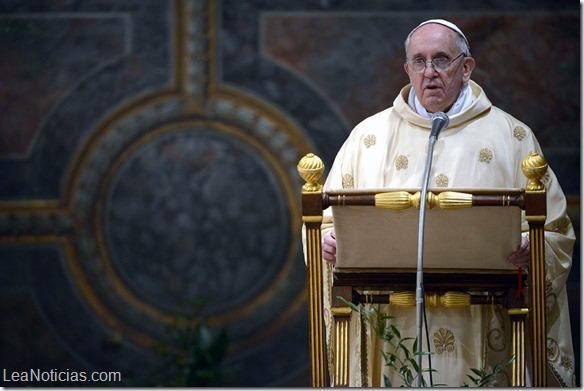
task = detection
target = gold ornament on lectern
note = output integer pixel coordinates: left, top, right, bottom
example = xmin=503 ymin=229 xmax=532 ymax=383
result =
xmin=297 ymin=153 xmax=324 ymax=193
xmin=521 ymin=152 xmax=548 ymax=191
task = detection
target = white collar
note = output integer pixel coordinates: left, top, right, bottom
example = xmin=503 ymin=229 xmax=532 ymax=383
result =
xmin=408 ymin=84 xmax=474 ymax=119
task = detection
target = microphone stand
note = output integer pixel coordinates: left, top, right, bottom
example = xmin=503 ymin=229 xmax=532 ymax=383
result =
xmin=415 ymin=113 xmax=447 ymax=387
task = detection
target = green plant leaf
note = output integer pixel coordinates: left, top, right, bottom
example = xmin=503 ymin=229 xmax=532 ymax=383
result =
xmin=389 ymin=324 xmax=402 ymax=339
xmin=408 ymin=357 xmax=420 ymax=373
xmin=342 ymin=293 xmax=515 ymax=387
xmin=405 ymin=370 xmax=414 ymax=385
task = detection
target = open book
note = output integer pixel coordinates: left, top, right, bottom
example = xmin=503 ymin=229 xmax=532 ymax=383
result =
xmin=332 ymin=189 xmax=521 ymax=270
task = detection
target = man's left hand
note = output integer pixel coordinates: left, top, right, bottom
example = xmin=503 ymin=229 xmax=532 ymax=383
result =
xmin=507 ymin=236 xmax=530 ymax=269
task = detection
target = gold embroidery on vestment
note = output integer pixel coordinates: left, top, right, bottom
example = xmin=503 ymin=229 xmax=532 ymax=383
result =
xmin=550 ymin=217 xmax=570 ymax=235
xmin=487 ymin=327 xmax=506 ymax=352
xmin=479 ymin=148 xmax=493 ymax=164
xmin=433 ymin=328 xmax=455 ymax=354
xmin=561 ymin=355 xmax=574 ymax=371
xmin=513 ymin=126 xmax=527 ymax=141
xmin=325 ymin=263 xmax=334 ymax=378
xmin=546 ymin=292 xmax=557 ymax=317
xmin=342 ymin=173 xmax=354 ymax=189
xmin=395 ymin=155 xmax=408 ymax=170
xmin=436 ymin=173 xmax=449 ymax=187
xmin=547 ymin=337 xmax=560 ymax=361
xmin=545 ymin=276 xmax=553 ymax=296
xmin=363 ymin=134 xmax=376 ymax=148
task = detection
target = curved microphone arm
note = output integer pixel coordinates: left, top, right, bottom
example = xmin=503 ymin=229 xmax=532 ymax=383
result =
xmin=415 ymin=112 xmax=449 ymax=387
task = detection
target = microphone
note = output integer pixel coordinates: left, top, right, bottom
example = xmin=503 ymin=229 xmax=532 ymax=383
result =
xmin=414 ymin=111 xmax=448 ymax=386
xmin=430 ymin=112 xmax=449 ymax=139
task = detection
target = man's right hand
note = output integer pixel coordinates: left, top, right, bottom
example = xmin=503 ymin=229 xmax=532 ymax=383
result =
xmin=322 ymin=230 xmax=337 ymax=265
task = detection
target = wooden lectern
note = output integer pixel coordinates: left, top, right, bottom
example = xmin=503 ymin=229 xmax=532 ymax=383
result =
xmin=298 ymin=152 xmax=549 ymax=387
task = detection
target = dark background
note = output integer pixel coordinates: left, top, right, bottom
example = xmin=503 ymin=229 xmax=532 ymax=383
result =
xmin=0 ymin=0 xmax=579 ymax=386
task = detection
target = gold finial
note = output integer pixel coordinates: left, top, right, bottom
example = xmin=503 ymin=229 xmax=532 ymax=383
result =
xmin=297 ymin=153 xmax=324 ymax=193
xmin=389 ymin=291 xmax=471 ymax=308
xmin=375 ymin=191 xmax=414 ymax=209
xmin=435 ymin=191 xmax=473 ymax=209
xmin=389 ymin=291 xmax=416 ymax=307
xmin=426 ymin=292 xmax=440 ymax=307
xmin=440 ymin=291 xmax=471 ymax=308
xmin=521 ymin=152 xmax=548 ymax=191
xmin=411 ymin=191 xmax=435 ymax=210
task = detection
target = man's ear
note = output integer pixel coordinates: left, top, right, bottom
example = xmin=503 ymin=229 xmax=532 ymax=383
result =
xmin=404 ymin=62 xmax=410 ymax=78
xmin=462 ymin=57 xmax=476 ymax=83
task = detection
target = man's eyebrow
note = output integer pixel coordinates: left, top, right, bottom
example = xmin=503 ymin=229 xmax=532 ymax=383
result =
xmin=434 ymin=51 xmax=452 ymax=57
xmin=410 ymin=50 xmax=452 ymax=59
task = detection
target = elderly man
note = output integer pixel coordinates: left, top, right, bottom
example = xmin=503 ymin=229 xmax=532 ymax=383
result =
xmin=318 ymin=19 xmax=575 ymax=387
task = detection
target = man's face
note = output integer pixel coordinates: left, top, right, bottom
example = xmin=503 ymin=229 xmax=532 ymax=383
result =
xmin=404 ymin=24 xmax=475 ymax=113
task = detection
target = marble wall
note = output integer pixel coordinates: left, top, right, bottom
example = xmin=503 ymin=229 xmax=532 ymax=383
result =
xmin=0 ymin=0 xmax=579 ymax=386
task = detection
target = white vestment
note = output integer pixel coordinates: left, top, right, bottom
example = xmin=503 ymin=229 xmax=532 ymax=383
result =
xmin=315 ymin=80 xmax=576 ymax=387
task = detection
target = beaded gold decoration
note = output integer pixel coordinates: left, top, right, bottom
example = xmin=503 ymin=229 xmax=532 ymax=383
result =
xmin=436 ymin=173 xmax=449 ymax=187
xmin=479 ymin=148 xmax=493 ymax=164
xmin=513 ymin=126 xmax=527 ymax=141
xmin=342 ymin=173 xmax=354 ymax=189
xmin=433 ymin=328 xmax=456 ymax=354
xmin=395 ymin=155 xmax=408 ymax=170
xmin=363 ymin=134 xmax=376 ymax=148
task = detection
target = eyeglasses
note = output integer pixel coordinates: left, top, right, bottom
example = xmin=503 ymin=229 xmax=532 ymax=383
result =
xmin=407 ymin=52 xmax=465 ymax=74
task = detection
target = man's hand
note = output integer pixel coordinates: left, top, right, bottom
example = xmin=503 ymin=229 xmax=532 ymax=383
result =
xmin=507 ymin=236 xmax=530 ymax=269
xmin=322 ymin=230 xmax=337 ymax=265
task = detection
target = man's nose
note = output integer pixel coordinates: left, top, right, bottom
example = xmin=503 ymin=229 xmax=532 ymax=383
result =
xmin=423 ymin=61 xmax=438 ymax=76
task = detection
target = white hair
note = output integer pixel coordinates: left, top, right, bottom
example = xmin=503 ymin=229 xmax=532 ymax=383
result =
xmin=404 ymin=19 xmax=472 ymax=59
